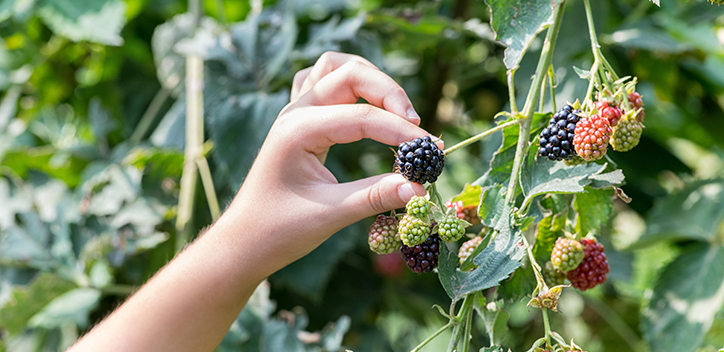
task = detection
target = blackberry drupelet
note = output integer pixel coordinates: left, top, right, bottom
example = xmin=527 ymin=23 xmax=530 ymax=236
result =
xmin=538 ymin=104 xmax=582 ymax=161
xmin=395 ymin=136 xmax=445 ymax=184
xmin=401 ymin=233 xmax=440 ymax=273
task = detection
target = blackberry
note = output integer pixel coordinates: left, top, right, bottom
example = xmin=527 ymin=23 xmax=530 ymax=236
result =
xmin=573 ymin=114 xmax=612 ymax=161
xmin=609 ymin=111 xmax=643 ymax=152
xmin=445 ymin=200 xmax=480 ymax=225
xmin=436 ymin=214 xmax=466 ymax=243
xmin=627 ymin=92 xmax=644 ymax=122
xmin=566 ymin=238 xmax=609 ymax=291
xmin=550 ymin=237 xmax=585 ymax=273
xmin=398 ymin=213 xmax=431 ymax=247
xmin=538 ymin=104 xmax=582 ymax=161
xmin=458 ymin=236 xmax=483 ymax=265
xmin=395 ymin=136 xmax=445 ymax=184
xmin=406 ymin=196 xmax=432 ymax=219
xmin=368 ymin=215 xmax=401 ymax=255
xmin=543 ymin=261 xmax=566 ymax=286
xmin=401 ymin=233 xmax=440 ymax=273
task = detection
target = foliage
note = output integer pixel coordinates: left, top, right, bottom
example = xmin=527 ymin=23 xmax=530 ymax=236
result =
xmin=0 ymin=0 xmax=723 ymax=351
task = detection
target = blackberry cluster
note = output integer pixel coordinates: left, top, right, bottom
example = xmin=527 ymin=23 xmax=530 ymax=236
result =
xmin=538 ymin=104 xmax=582 ymax=161
xmin=396 ymin=136 xmax=445 ymax=184
xmin=367 ymin=215 xmax=400 ymax=255
xmin=566 ymin=238 xmax=609 ymax=291
xmin=401 ymin=233 xmax=440 ymax=273
xmin=628 ymin=92 xmax=644 ymax=122
xmin=550 ymin=237 xmax=584 ymax=273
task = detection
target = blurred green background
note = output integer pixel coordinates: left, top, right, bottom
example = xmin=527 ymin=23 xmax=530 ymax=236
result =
xmin=0 ymin=0 xmax=724 ymax=351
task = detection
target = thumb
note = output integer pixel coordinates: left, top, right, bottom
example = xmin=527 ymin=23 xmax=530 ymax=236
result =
xmin=335 ymin=173 xmax=427 ymax=220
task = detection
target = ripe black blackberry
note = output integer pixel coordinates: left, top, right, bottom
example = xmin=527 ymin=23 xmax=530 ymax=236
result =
xmin=396 ymin=136 xmax=445 ymax=184
xmin=400 ymin=233 xmax=440 ymax=273
xmin=538 ymin=104 xmax=582 ymax=161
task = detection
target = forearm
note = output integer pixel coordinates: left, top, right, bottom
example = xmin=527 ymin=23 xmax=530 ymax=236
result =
xmin=69 ymin=209 xmax=274 ymax=352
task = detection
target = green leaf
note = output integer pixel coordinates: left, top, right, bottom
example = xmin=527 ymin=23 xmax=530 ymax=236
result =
xmin=634 ymin=179 xmax=724 ymax=248
xmin=293 ymin=14 xmax=365 ymax=60
xmin=495 ymin=259 xmax=537 ymax=303
xmin=532 ymin=205 xmax=567 ymax=264
xmin=451 ymin=184 xmax=483 ymax=208
xmin=475 ymin=301 xmax=509 ymax=345
xmin=220 ymin=282 xmax=274 ymax=351
xmin=642 ymin=243 xmax=724 ymax=352
xmin=520 ymin=143 xmax=610 ymax=208
xmin=487 ymin=0 xmax=564 ymax=70
xmin=0 ymin=0 xmax=17 ymax=22
xmin=478 ymin=184 xmax=508 ymax=230
xmin=588 ymin=170 xmax=625 ymax=189
xmin=0 ymin=273 xmax=76 ymax=335
xmin=439 ymin=217 xmax=524 ymax=303
xmin=89 ymin=260 xmax=113 ymax=288
xmin=28 ymin=288 xmax=101 ymax=329
xmin=574 ymin=188 xmax=614 ymax=236
xmin=36 ymin=0 xmax=127 ymax=46
xmin=480 ymin=346 xmax=505 ymax=352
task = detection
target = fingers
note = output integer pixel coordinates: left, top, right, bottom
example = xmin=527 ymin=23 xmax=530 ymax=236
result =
xmin=291 ymin=67 xmax=312 ymax=101
xmin=299 ymin=52 xmax=379 ymax=98
xmin=296 ymin=60 xmax=421 ymax=125
xmin=281 ymin=104 xmax=431 ymax=155
xmin=334 ymin=174 xmax=427 ymax=220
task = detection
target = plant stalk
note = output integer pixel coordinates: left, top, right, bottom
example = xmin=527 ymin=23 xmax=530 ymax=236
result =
xmin=504 ymin=1 xmax=565 ymax=205
xmin=444 ymin=119 xmax=520 ymax=155
xmin=410 ymin=321 xmax=455 ymax=352
xmin=542 ymin=308 xmax=552 ymax=346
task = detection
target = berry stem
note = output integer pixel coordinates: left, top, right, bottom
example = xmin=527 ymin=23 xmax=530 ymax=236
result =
xmin=461 ymin=299 xmax=474 ymax=352
xmin=548 ymin=66 xmax=557 ymax=112
xmin=542 ymin=308 xmax=553 ymax=346
xmin=505 ymin=0 xmax=565 ymax=205
xmin=443 ymin=119 xmax=520 ymax=155
xmin=507 ymin=69 xmax=519 ymax=115
xmin=522 ymin=235 xmax=547 ymax=292
xmin=410 ymin=321 xmax=455 ymax=352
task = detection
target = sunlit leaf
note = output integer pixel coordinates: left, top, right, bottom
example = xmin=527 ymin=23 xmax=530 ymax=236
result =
xmin=36 ymin=0 xmax=127 ymax=46
xmin=28 ymin=288 xmax=101 ymax=329
xmin=0 ymin=273 xmax=76 ymax=335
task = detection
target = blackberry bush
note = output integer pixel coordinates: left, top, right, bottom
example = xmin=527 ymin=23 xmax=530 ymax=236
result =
xmin=395 ymin=136 xmax=445 ymax=184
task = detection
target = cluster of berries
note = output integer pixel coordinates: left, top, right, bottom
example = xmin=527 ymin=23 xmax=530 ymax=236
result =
xmin=538 ymin=89 xmax=645 ymax=164
xmin=544 ymin=237 xmax=609 ymax=291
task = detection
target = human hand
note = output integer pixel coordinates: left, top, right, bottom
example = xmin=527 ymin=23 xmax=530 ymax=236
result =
xmin=218 ymin=52 xmax=437 ymax=276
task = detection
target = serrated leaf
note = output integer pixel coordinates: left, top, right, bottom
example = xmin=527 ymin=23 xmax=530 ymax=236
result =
xmin=574 ymin=188 xmax=614 ymax=236
xmin=634 ymin=179 xmax=724 ymax=248
xmin=479 ymin=184 xmax=508 ymax=230
xmin=28 ymin=288 xmax=101 ymax=329
xmin=588 ymin=170 xmax=625 ymax=189
xmin=495 ymin=259 xmax=537 ymax=303
xmin=532 ymin=206 xmax=567 ymax=264
xmin=642 ymin=243 xmax=724 ymax=352
xmin=520 ymin=144 xmax=609 ymax=208
xmin=573 ymin=66 xmax=591 ymax=79
xmin=36 ymin=0 xmax=127 ymax=46
xmin=0 ymin=273 xmax=76 ymax=335
xmin=439 ymin=217 xmax=525 ymax=303
xmin=475 ymin=302 xmax=509 ymax=345
xmin=487 ymin=0 xmax=564 ymax=70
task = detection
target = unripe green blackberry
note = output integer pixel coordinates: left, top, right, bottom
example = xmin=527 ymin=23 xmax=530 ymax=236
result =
xmin=458 ymin=236 xmax=483 ymax=265
xmin=563 ymin=155 xmax=586 ymax=166
xmin=368 ymin=215 xmax=401 ymax=255
xmin=551 ymin=237 xmax=584 ymax=273
xmin=436 ymin=214 xmax=466 ymax=242
xmin=573 ymin=114 xmax=612 ymax=161
xmin=399 ymin=213 xmax=431 ymax=247
xmin=395 ymin=136 xmax=445 ymax=184
xmin=406 ymin=196 xmax=432 ymax=219
xmin=610 ymin=111 xmax=643 ymax=152
xmin=543 ymin=261 xmax=566 ymax=286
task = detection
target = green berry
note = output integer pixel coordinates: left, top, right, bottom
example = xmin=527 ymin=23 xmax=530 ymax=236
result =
xmin=406 ymin=196 xmax=432 ymax=219
xmin=399 ymin=213 xmax=431 ymax=247
xmin=551 ymin=237 xmax=584 ymax=273
xmin=610 ymin=111 xmax=643 ymax=152
xmin=436 ymin=214 xmax=466 ymax=243
xmin=543 ymin=261 xmax=566 ymax=286
xmin=368 ymin=215 xmax=401 ymax=255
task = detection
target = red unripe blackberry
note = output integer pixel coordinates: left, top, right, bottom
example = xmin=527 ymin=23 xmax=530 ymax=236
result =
xmin=550 ymin=237 xmax=584 ymax=273
xmin=445 ymin=200 xmax=480 ymax=225
xmin=458 ymin=236 xmax=483 ymax=265
xmin=573 ymin=114 xmax=612 ymax=161
xmin=566 ymin=238 xmax=609 ymax=291
xmin=401 ymin=233 xmax=440 ymax=273
xmin=627 ymin=92 xmax=645 ymax=122
xmin=373 ymin=252 xmax=405 ymax=278
xmin=368 ymin=215 xmax=401 ymax=255
xmin=395 ymin=136 xmax=445 ymax=184
xmin=538 ymin=104 xmax=581 ymax=161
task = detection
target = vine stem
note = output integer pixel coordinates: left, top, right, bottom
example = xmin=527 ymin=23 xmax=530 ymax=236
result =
xmin=444 ymin=119 xmax=520 ymax=155
xmin=542 ymin=308 xmax=553 ymax=346
xmin=410 ymin=321 xmax=455 ymax=352
xmin=504 ymin=0 xmax=565 ymax=205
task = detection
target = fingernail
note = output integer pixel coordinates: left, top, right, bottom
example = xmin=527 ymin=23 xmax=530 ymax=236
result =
xmin=407 ymin=107 xmax=421 ymax=124
xmin=398 ymin=182 xmax=425 ymax=202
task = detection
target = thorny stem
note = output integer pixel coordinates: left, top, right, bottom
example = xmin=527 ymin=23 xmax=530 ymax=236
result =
xmin=444 ymin=119 xmax=521 ymax=155
xmin=504 ymin=0 xmax=565 ymax=205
